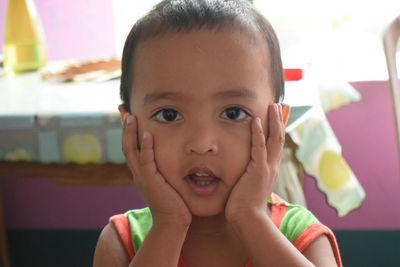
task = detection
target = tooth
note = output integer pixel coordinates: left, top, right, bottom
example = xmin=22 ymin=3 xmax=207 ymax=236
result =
xmin=194 ymin=180 xmax=210 ymax=185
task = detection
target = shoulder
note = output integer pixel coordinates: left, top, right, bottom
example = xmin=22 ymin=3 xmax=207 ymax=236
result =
xmin=93 ymin=223 xmax=130 ymax=267
xmin=279 ymin=203 xmax=320 ymax=243
xmin=93 ymin=208 xmax=152 ymax=266
xmin=105 ymin=207 xmax=153 ymax=260
xmin=270 ymin=193 xmax=319 ymax=242
xmin=270 ymin=194 xmax=342 ymax=266
xmin=123 ymin=207 xmax=153 ymax=227
xmin=270 ymin=194 xmax=330 ymax=249
xmin=121 ymin=207 xmax=153 ymax=253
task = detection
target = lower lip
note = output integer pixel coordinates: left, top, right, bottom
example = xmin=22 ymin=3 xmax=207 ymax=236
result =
xmin=186 ymin=176 xmax=219 ymax=197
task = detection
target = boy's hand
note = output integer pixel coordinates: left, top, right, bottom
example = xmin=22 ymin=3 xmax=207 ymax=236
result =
xmin=122 ymin=113 xmax=192 ymax=228
xmin=225 ymin=104 xmax=285 ymax=223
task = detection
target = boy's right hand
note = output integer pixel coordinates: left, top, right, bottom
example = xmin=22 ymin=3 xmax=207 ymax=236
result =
xmin=122 ymin=113 xmax=192 ymax=229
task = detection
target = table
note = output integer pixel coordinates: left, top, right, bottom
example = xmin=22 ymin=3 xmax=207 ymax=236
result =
xmin=0 ymin=72 xmax=130 ymax=267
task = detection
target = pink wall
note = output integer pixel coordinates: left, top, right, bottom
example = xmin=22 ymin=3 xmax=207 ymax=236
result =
xmin=0 ymin=0 xmax=116 ymax=60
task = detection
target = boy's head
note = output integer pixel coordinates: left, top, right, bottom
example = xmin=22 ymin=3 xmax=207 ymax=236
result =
xmin=119 ymin=0 xmax=285 ymax=217
xmin=120 ymin=0 xmax=284 ymax=113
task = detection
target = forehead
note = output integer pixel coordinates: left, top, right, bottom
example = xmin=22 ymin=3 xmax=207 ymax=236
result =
xmin=130 ymin=28 xmax=273 ymax=106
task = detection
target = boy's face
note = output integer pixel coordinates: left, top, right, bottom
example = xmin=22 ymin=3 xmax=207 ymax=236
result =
xmin=127 ymin=29 xmax=274 ymax=217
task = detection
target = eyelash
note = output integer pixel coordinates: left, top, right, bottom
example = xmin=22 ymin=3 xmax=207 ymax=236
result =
xmin=152 ymin=106 xmax=251 ymax=123
xmin=152 ymin=108 xmax=183 ymax=123
xmin=220 ymin=106 xmax=251 ymax=121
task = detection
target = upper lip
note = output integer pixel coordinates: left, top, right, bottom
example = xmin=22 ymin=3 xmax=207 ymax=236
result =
xmin=186 ymin=167 xmax=218 ymax=178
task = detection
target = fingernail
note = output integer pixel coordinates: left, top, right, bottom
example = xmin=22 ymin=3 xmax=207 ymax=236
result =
xmin=256 ymin=117 xmax=262 ymax=128
xmin=142 ymin=131 xmax=148 ymax=141
xmin=278 ymin=104 xmax=283 ymax=121
xmin=126 ymin=114 xmax=132 ymax=125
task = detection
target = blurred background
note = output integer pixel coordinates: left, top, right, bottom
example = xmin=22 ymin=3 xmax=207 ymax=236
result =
xmin=0 ymin=0 xmax=399 ymax=266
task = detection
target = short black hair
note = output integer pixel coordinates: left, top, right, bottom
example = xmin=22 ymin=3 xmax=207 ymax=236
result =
xmin=120 ymin=0 xmax=284 ymax=112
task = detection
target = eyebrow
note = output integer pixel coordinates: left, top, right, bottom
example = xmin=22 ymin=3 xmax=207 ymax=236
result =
xmin=142 ymin=87 xmax=257 ymax=105
xmin=213 ymin=88 xmax=257 ymax=100
xmin=143 ymin=91 xmax=185 ymax=105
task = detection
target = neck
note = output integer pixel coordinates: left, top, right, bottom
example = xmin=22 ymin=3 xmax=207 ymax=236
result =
xmin=182 ymin=213 xmax=248 ymax=266
xmin=187 ymin=212 xmax=232 ymax=238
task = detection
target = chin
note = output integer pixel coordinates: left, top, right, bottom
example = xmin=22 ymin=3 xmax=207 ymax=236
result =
xmin=189 ymin=203 xmax=225 ymax=218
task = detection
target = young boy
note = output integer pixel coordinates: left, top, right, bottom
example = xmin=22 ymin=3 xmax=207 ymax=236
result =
xmin=94 ymin=0 xmax=342 ymax=266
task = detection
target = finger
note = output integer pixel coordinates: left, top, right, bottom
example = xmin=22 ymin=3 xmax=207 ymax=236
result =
xmin=139 ymin=131 xmax=158 ymax=178
xmin=121 ymin=113 xmax=140 ymax=174
xmin=250 ymin=117 xmax=267 ymax=166
xmin=266 ymin=104 xmax=285 ymax=166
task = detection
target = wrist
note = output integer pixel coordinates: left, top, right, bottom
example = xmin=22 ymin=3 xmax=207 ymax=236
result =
xmin=132 ymin=216 xmax=190 ymax=267
xmin=227 ymin=206 xmax=268 ymax=228
xmin=151 ymin=219 xmax=190 ymax=241
xmin=152 ymin=213 xmax=192 ymax=231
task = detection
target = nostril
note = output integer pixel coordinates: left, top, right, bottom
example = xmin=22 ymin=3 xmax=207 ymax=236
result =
xmin=184 ymin=126 xmax=218 ymax=154
xmin=186 ymin=142 xmax=218 ymax=155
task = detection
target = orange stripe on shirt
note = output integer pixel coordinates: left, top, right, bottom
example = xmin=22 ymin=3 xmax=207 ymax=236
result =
xmin=110 ymin=214 xmax=135 ymax=260
xmin=270 ymin=193 xmax=287 ymax=228
xmin=293 ymin=223 xmax=342 ymax=267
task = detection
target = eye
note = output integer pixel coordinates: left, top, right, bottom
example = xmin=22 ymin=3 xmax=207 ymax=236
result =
xmin=154 ymin=108 xmax=183 ymax=122
xmin=220 ymin=107 xmax=250 ymax=121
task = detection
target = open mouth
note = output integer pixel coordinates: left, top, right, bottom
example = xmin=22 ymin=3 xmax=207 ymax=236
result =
xmin=189 ymin=173 xmax=218 ymax=185
xmin=185 ymin=168 xmax=220 ymax=196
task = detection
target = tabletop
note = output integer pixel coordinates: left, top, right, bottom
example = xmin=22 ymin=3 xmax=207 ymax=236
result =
xmin=0 ymin=73 xmax=123 ymax=164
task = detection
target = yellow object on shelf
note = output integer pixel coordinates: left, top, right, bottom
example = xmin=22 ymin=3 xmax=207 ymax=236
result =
xmin=63 ymin=134 xmax=102 ymax=164
xmin=3 ymin=0 xmax=47 ymax=74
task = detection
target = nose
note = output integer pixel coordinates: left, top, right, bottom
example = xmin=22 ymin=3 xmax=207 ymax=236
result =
xmin=184 ymin=124 xmax=218 ymax=155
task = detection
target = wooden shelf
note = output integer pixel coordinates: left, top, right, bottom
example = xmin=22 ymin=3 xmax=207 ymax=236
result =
xmin=0 ymin=161 xmax=133 ymax=185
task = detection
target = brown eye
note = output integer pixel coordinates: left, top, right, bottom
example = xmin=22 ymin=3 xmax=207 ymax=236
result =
xmin=154 ymin=109 xmax=183 ymax=122
xmin=221 ymin=107 xmax=249 ymax=120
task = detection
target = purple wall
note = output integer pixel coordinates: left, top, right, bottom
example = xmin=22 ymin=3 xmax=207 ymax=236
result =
xmin=304 ymin=81 xmax=400 ymax=230
xmin=1 ymin=177 xmax=145 ymax=229
xmin=0 ymin=0 xmax=116 ymax=60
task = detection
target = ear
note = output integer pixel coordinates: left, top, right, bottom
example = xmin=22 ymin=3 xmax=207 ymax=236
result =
xmin=281 ymin=104 xmax=290 ymax=126
xmin=118 ymin=104 xmax=126 ymax=124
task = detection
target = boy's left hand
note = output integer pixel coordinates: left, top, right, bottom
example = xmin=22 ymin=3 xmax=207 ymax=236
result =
xmin=225 ymin=103 xmax=285 ymax=223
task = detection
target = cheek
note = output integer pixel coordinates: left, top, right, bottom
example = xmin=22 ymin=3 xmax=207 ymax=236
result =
xmin=135 ymin=118 xmax=175 ymax=171
xmin=220 ymin=122 xmax=252 ymax=178
xmin=152 ymin=129 xmax=181 ymax=178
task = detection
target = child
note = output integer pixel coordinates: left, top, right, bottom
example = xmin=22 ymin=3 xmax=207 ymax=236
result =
xmin=94 ymin=0 xmax=342 ymax=266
